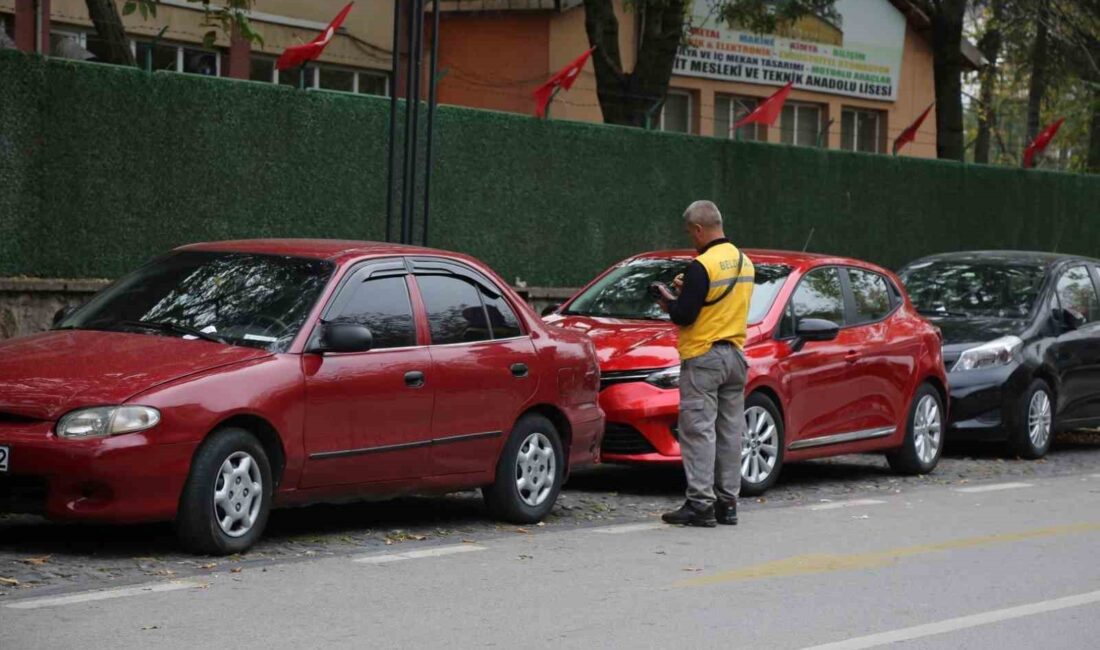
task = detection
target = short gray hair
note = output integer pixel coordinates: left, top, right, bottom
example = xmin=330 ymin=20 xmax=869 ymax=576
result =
xmin=683 ymin=200 xmax=723 ymax=228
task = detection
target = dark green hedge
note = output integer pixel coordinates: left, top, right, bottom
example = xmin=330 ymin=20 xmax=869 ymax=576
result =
xmin=2 ymin=50 xmax=1097 ymax=286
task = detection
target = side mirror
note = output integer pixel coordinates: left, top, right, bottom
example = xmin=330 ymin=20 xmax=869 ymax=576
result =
xmin=52 ymin=305 xmax=76 ymax=328
xmin=1053 ymin=307 xmax=1086 ymax=332
xmin=541 ymin=303 xmax=562 ymax=317
xmin=312 ymin=322 xmax=373 ymax=354
xmin=791 ymin=318 xmax=840 ymax=352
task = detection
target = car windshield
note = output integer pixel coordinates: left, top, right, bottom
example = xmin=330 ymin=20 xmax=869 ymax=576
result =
xmin=899 ymin=260 xmax=1047 ymax=320
xmin=564 ymin=258 xmax=791 ymax=323
xmin=58 ymin=251 xmax=334 ymax=352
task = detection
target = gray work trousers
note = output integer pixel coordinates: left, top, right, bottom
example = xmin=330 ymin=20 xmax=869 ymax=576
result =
xmin=678 ymin=342 xmax=747 ymax=508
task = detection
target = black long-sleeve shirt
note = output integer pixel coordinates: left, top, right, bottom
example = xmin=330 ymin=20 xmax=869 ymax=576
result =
xmin=668 ymin=238 xmax=730 ymax=326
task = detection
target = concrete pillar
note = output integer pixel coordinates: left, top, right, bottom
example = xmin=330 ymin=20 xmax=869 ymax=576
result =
xmin=225 ymin=23 xmax=250 ymax=79
xmin=14 ymin=0 xmax=50 ymax=54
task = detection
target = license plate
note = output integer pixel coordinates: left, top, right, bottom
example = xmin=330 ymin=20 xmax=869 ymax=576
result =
xmin=0 ymin=445 xmax=8 ymax=472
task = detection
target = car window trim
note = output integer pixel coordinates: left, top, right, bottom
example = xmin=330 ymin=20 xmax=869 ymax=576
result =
xmin=774 ymin=265 xmax=847 ymax=340
xmin=310 ymin=258 xmax=421 ymax=351
xmin=841 ymin=266 xmax=901 ymax=327
xmin=411 ymin=273 xmax=531 ymax=345
xmin=408 ymin=255 xmax=530 ymax=339
xmin=774 ymin=264 xmax=900 ymax=341
xmin=1055 ymin=262 xmax=1100 ymax=325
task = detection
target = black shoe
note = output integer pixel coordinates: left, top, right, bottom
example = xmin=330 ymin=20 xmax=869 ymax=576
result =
xmin=715 ymin=499 xmax=738 ymax=526
xmin=662 ymin=501 xmax=717 ymax=527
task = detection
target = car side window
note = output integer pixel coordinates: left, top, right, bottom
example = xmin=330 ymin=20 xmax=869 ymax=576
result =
xmin=417 ymin=275 xmax=492 ymax=345
xmin=848 ymin=269 xmax=893 ymax=324
xmin=479 ymin=287 xmax=524 ymax=339
xmin=790 ymin=267 xmax=846 ymax=328
xmin=1056 ymin=265 xmax=1100 ymax=323
xmin=330 ymin=276 xmax=417 ymax=349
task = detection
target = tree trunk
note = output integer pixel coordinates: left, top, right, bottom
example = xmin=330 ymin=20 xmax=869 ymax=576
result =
xmin=84 ymin=0 xmax=136 ymax=66
xmin=1026 ymin=0 xmax=1050 ymax=144
xmin=974 ymin=1 xmax=1004 ymax=165
xmin=1089 ymin=87 xmax=1100 ymax=173
xmin=583 ymin=0 xmax=685 ymax=127
xmin=930 ymin=0 xmax=967 ymax=161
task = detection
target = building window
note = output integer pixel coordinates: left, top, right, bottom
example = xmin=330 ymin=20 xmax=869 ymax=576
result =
xmin=780 ymin=102 xmax=825 ymax=147
xmin=182 ymin=47 xmax=218 ymax=76
xmin=715 ymin=94 xmax=765 ymax=141
xmin=262 ymin=60 xmax=388 ymax=96
xmin=660 ymin=90 xmax=693 ymax=134
xmin=1 ymin=13 xmax=14 ymax=40
xmin=134 ymin=40 xmax=220 ymax=76
xmin=250 ymin=56 xmax=275 ymax=83
xmin=359 ymin=72 xmax=388 ymax=96
xmin=842 ymin=108 xmax=886 ymax=153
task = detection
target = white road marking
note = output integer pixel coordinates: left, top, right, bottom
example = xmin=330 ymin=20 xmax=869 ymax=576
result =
xmin=954 ymin=482 xmax=1034 ymax=493
xmin=5 ymin=580 xmax=200 ymax=610
xmin=353 ymin=544 xmax=486 ymax=564
xmin=807 ymin=499 xmax=885 ymax=511
xmin=589 ymin=522 xmax=668 ymax=534
xmin=1090 ymin=474 xmax=1100 ymax=479
xmin=799 ymin=588 xmax=1100 ymax=650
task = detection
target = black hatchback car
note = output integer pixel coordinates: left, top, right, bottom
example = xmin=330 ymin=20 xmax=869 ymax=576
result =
xmin=899 ymin=251 xmax=1100 ymax=459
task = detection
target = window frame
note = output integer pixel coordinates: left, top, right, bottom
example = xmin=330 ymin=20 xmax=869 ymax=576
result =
xmin=841 ymin=107 xmax=887 ymax=154
xmin=1054 ymin=263 xmax=1100 ymax=325
xmin=774 ymin=264 xmax=902 ymax=340
xmin=841 ymin=266 xmax=901 ymax=326
xmin=408 ymin=256 xmax=529 ymax=343
xmin=312 ymin=257 xmax=423 ymax=353
xmin=715 ymin=94 xmax=765 ymax=141
xmin=775 ymin=265 xmax=848 ymax=340
xmin=780 ymin=100 xmax=826 ymax=148
xmin=131 ymin=39 xmax=222 ymax=76
xmin=659 ymin=89 xmax=694 ymax=134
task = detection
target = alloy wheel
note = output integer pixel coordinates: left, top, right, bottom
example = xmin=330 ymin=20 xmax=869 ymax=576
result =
xmin=213 ymin=451 xmax=263 ymax=538
xmin=913 ymin=394 xmax=942 ymax=465
xmin=515 ymin=432 xmax=555 ymax=507
xmin=742 ymin=406 xmax=779 ymax=485
xmin=1028 ymin=390 xmax=1053 ymax=449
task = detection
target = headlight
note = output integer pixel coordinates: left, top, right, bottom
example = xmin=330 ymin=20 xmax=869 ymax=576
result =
xmin=56 ymin=406 xmax=161 ymax=439
xmin=952 ymin=336 xmax=1023 ymax=372
xmin=645 ymin=366 xmax=681 ymax=389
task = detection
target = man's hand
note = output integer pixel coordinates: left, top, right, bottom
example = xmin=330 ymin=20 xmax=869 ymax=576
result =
xmin=672 ymin=273 xmax=684 ymax=292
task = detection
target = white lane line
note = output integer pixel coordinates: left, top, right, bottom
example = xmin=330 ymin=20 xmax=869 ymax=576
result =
xmin=353 ymin=544 xmax=486 ymax=564
xmin=1091 ymin=474 xmax=1100 ymax=479
xmin=5 ymin=580 xmax=200 ymax=610
xmin=589 ymin=522 xmax=668 ymax=534
xmin=799 ymin=588 xmax=1100 ymax=650
xmin=807 ymin=499 xmax=885 ymax=511
xmin=955 ymin=482 xmax=1034 ymax=494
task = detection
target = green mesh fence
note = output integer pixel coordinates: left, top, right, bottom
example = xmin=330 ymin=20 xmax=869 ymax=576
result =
xmin=2 ymin=50 xmax=1097 ymax=286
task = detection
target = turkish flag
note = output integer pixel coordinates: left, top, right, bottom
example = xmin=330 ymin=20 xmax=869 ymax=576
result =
xmin=533 ymin=48 xmax=594 ymax=118
xmin=276 ymin=2 xmax=355 ymax=71
xmin=892 ymin=103 xmax=934 ymax=155
xmin=1023 ymin=118 xmax=1065 ymax=168
xmin=733 ymin=81 xmax=793 ymax=130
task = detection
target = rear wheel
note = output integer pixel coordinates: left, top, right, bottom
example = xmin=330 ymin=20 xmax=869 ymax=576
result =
xmin=740 ymin=392 xmax=784 ymax=497
xmin=1009 ymin=379 xmax=1054 ymax=459
xmin=176 ymin=428 xmax=273 ymax=555
xmin=483 ymin=414 xmax=564 ymax=524
xmin=886 ymin=383 xmax=944 ymax=475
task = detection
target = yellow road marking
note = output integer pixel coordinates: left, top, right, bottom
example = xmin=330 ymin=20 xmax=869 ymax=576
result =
xmin=678 ymin=522 xmax=1100 ymax=588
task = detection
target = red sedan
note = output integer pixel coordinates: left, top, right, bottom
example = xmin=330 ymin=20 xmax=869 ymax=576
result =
xmin=546 ymin=249 xmax=947 ymax=495
xmin=0 ymin=240 xmax=603 ymax=554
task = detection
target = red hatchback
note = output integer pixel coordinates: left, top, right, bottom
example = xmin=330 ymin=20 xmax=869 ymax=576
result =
xmin=0 ymin=240 xmax=603 ymax=554
xmin=546 ymin=249 xmax=947 ymax=495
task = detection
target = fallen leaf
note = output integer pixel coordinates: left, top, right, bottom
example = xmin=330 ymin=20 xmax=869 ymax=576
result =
xmin=140 ymin=625 xmax=160 ymax=631
xmin=199 ymin=563 xmax=216 ymax=570
xmin=515 ymin=528 xmax=530 ymax=534
xmin=21 ymin=556 xmax=50 ymax=566
xmin=536 ymin=522 xmax=546 ymax=527
xmin=230 ymin=568 xmax=242 ymax=574
xmin=681 ymin=567 xmax=702 ymax=572
xmin=461 ymin=539 xmax=477 ymax=544
xmin=518 ymin=554 xmax=533 ymax=560
xmin=0 ymin=577 xmax=19 ymax=586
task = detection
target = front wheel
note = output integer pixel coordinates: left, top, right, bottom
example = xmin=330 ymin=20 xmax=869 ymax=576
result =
xmin=483 ymin=414 xmax=564 ymax=524
xmin=740 ymin=393 xmax=784 ymax=497
xmin=1009 ymin=379 xmax=1054 ymax=459
xmin=886 ymin=383 xmax=944 ymax=475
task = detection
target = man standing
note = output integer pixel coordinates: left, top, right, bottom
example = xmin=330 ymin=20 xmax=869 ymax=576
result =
xmin=656 ymin=200 xmax=754 ymax=527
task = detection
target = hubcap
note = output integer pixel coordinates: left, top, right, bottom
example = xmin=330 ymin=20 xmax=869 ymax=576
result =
xmin=741 ymin=406 xmax=779 ymax=485
xmin=213 ymin=451 xmax=263 ymax=538
xmin=913 ymin=394 xmax=942 ymax=465
xmin=1028 ymin=389 xmax=1052 ymax=449
xmin=515 ymin=432 xmax=555 ymax=507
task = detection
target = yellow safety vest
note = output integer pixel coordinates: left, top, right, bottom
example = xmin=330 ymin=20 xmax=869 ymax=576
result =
xmin=677 ymin=242 xmax=755 ymax=360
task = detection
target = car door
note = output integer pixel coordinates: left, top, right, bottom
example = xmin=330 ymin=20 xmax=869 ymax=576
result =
xmin=300 ymin=260 xmax=435 ymax=488
xmin=410 ymin=258 xmax=539 ymax=476
xmin=776 ymin=266 xmax=871 ymax=448
xmin=1050 ymin=264 xmax=1100 ymax=424
xmin=840 ymin=267 xmax=909 ymax=435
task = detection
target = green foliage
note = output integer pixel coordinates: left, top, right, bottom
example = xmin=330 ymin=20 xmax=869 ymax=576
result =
xmin=125 ymin=0 xmax=263 ymax=46
xmin=716 ymin=0 xmax=840 ymax=35
xmin=1 ymin=51 xmax=1099 ymax=286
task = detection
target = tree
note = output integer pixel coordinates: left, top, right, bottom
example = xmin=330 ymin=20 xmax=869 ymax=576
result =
xmin=973 ymin=0 xmax=1004 ymax=164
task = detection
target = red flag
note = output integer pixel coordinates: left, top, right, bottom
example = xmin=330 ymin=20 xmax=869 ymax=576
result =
xmin=276 ymin=2 xmax=354 ymax=71
xmin=1023 ymin=118 xmax=1065 ymax=168
xmin=733 ymin=81 xmax=793 ymax=130
xmin=892 ymin=103 xmax=934 ymax=155
xmin=533 ymin=48 xmax=594 ymax=118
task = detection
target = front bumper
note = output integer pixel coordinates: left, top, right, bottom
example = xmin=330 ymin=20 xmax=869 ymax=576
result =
xmin=598 ymin=381 xmax=683 ymax=464
xmin=0 ymin=422 xmax=196 ymax=523
xmin=945 ymin=362 xmax=1029 ymax=441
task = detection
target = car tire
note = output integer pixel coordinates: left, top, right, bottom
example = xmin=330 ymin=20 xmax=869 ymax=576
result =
xmin=1009 ymin=378 xmax=1055 ymax=460
xmin=176 ymin=427 xmax=273 ymax=556
xmin=886 ymin=383 xmax=944 ymax=475
xmin=483 ymin=414 xmax=564 ymax=524
xmin=741 ymin=392 xmax=785 ymax=497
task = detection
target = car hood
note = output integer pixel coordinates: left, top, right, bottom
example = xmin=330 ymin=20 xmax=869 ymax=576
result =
xmin=0 ymin=330 xmax=271 ymax=420
xmin=546 ymin=314 xmax=765 ymax=372
xmin=922 ymin=315 xmax=1027 ymax=346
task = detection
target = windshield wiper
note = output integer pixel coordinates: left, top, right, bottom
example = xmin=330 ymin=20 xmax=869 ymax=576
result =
xmin=112 ymin=320 xmax=229 ymax=345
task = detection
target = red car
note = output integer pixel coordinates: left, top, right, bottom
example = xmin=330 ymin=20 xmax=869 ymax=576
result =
xmin=546 ymin=249 xmax=947 ymax=495
xmin=0 ymin=240 xmax=603 ymax=554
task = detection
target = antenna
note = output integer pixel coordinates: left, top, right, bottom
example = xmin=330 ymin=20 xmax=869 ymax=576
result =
xmin=802 ymin=227 xmax=815 ymax=252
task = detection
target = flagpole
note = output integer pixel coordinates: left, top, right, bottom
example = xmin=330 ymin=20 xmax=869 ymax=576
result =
xmin=385 ymin=0 xmax=402 ymax=243
xmin=545 ymin=86 xmax=562 ymax=119
xmin=400 ymin=0 xmax=424 ymax=245
xmin=421 ymin=0 xmax=441 ymax=247
xmin=298 ymin=62 xmax=308 ymax=90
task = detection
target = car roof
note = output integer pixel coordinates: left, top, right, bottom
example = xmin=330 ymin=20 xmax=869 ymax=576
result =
xmin=902 ymin=250 xmax=1100 ymax=268
xmin=633 ymin=248 xmax=873 ymax=269
xmin=177 ymin=239 xmax=461 ymax=264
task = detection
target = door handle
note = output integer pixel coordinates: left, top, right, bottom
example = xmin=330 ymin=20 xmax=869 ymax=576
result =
xmin=511 ymin=363 xmax=529 ymax=378
xmin=404 ymin=370 xmax=425 ymax=388
xmin=844 ymin=350 xmax=859 ymax=364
